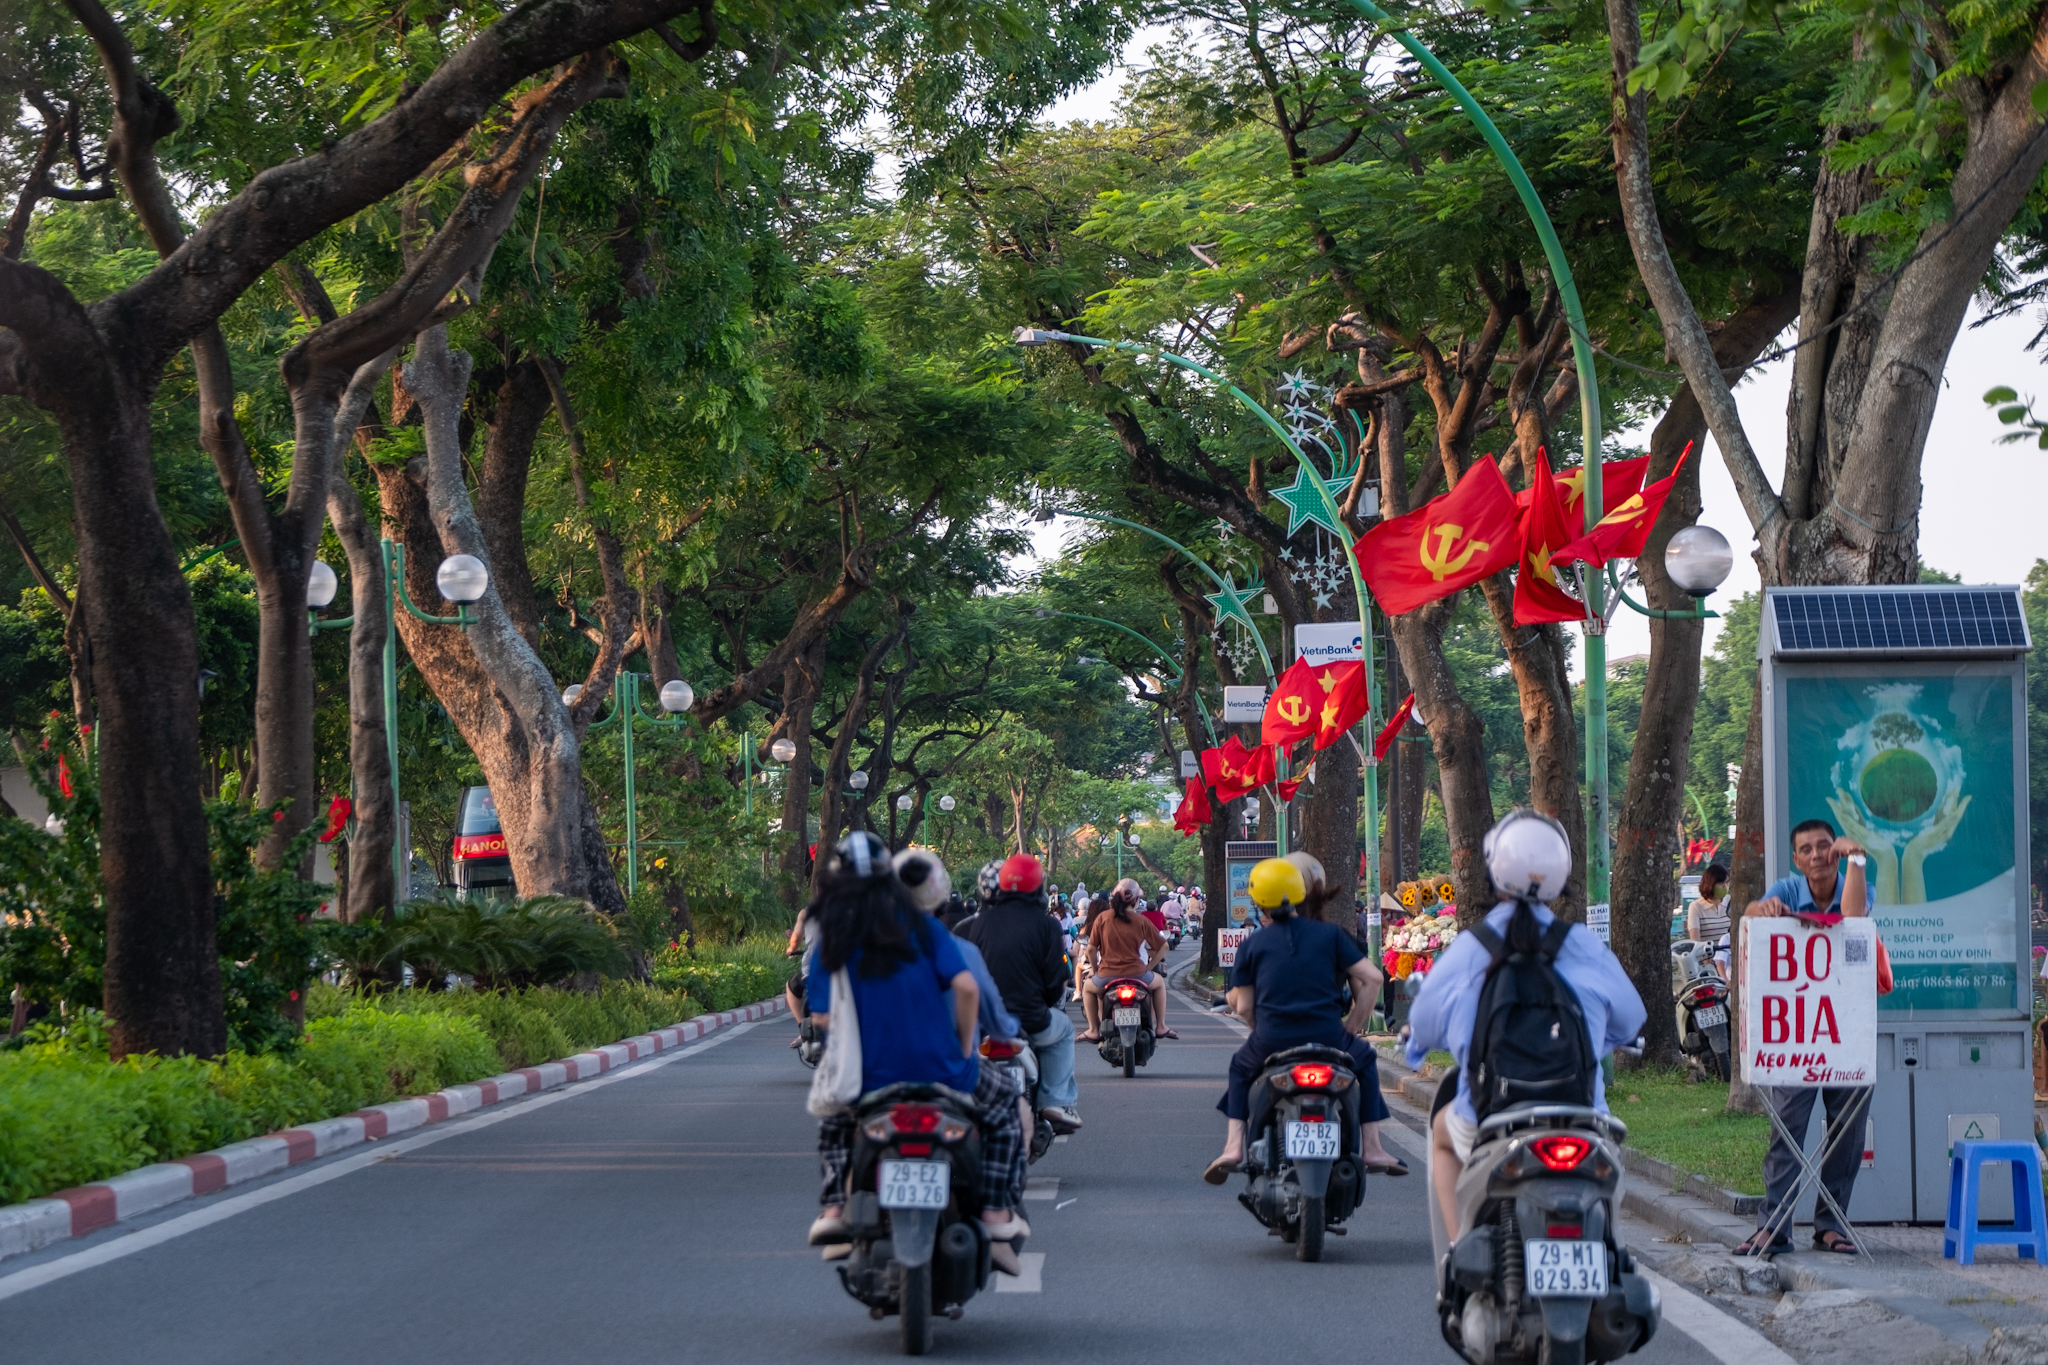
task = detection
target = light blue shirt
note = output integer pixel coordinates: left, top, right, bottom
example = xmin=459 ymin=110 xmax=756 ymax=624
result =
xmin=1762 ymin=872 xmax=1873 ymax=916
xmin=1405 ymin=900 xmax=1648 ymax=1124
xmin=952 ymin=936 xmax=1021 ymax=1043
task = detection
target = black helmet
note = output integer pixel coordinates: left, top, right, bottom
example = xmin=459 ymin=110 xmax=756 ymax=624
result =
xmin=822 ymin=831 xmax=891 ymax=887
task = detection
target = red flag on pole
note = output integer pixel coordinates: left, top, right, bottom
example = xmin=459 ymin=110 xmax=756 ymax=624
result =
xmin=1174 ymin=777 xmax=1212 ymax=835
xmin=1241 ymin=739 xmax=1277 ymax=789
xmin=1514 ymin=447 xmax=1591 ymax=625
xmin=1276 ymin=777 xmax=1304 ymax=802
xmin=1373 ymin=692 xmax=1417 ymax=761
xmin=1513 ymin=454 xmax=1650 ymax=524
xmin=1552 ymin=445 xmax=1691 ymax=570
xmin=1201 ymin=739 xmax=1255 ymax=800
xmin=1353 ymin=457 xmax=1520 ymax=615
xmin=1261 ymin=657 xmax=1323 ymax=747
xmin=1310 ymin=660 xmax=1369 ymax=751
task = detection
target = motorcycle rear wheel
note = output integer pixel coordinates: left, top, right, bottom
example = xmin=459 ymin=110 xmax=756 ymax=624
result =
xmin=899 ymin=1262 xmax=932 ymax=1355
xmin=1296 ymin=1195 xmax=1324 ymax=1262
xmin=1123 ymin=1048 xmax=1135 ymax=1078
xmin=1538 ymin=1330 xmax=1584 ymax=1365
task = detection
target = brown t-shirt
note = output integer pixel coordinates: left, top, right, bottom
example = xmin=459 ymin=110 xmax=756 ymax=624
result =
xmin=1092 ymin=909 xmax=1165 ymax=978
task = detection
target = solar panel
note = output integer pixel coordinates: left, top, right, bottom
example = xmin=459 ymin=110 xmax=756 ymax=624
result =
xmin=1766 ymin=587 xmax=2031 ymax=657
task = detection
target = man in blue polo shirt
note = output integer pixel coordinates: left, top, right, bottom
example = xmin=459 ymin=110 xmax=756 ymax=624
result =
xmin=1735 ymin=817 xmax=1873 ymax=1258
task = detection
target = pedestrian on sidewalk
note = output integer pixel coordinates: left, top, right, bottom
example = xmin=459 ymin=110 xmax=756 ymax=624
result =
xmin=1734 ymin=818 xmax=1874 ymax=1259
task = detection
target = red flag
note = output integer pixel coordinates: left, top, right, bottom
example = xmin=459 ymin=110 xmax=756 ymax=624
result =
xmin=1354 ymin=457 xmax=1520 ymax=615
xmin=1514 ymin=447 xmax=1590 ymax=625
xmin=1310 ymin=660 xmax=1369 ymax=751
xmin=1174 ymin=778 xmax=1212 ymax=835
xmin=1241 ymin=740 xmax=1277 ymax=789
xmin=1201 ymin=741 xmax=1255 ymax=800
xmin=1513 ymin=454 xmax=1649 ymax=524
xmin=1261 ymin=657 xmax=1322 ymax=747
xmin=1373 ymin=692 xmax=1416 ymax=761
xmin=319 ymin=795 xmax=353 ymax=843
xmin=1553 ymin=446 xmax=1691 ymax=570
xmin=1276 ymin=777 xmax=1304 ymax=801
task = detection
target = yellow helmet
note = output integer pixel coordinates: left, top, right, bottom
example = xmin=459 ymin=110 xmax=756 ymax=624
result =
xmin=1247 ymin=857 xmax=1307 ymax=912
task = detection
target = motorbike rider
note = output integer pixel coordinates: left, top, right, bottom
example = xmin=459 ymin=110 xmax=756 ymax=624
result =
xmin=1202 ymin=856 xmax=1406 ymax=1183
xmin=1404 ymin=809 xmax=1647 ymax=1238
xmin=1079 ymin=880 xmax=1177 ymax=1042
xmin=803 ymin=834 xmax=1030 ymax=1274
xmin=956 ymin=852 xmax=1084 ymax=1132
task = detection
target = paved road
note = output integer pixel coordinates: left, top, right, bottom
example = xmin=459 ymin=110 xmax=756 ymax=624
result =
xmin=3 ymin=947 xmax=1733 ymax=1363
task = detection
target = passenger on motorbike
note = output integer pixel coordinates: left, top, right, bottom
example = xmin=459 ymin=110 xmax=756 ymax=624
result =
xmin=1203 ymin=856 xmax=1405 ymax=1183
xmin=1404 ymin=809 xmax=1646 ymax=1237
xmin=957 ymin=853 xmax=1084 ymax=1132
xmin=1079 ymin=880 xmax=1177 ymax=1042
xmin=804 ymin=834 xmax=1030 ymax=1273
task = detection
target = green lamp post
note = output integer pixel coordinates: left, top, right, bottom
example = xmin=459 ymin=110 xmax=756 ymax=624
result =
xmin=573 ymin=671 xmax=694 ymax=897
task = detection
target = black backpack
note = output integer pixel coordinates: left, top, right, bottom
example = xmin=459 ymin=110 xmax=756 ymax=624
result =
xmin=1465 ymin=902 xmax=1596 ymax=1123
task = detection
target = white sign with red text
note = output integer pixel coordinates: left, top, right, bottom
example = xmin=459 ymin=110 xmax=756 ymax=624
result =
xmin=1218 ymin=928 xmax=1248 ymax=968
xmin=1741 ymin=918 xmax=1877 ymax=1087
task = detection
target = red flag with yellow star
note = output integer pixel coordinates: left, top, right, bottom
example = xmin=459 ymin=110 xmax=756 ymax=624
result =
xmin=1200 ymin=741 xmax=1254 ymax=801
xmin=1353 ymin=457 xmax=1520 ymax=615
xmin=1552 ymin=445 xmax=1691 ymax=570
xmin=1173 ymin=777 xmax=1212 ymax=835
xmin=1514 ymin=454 xmax=1649 ymax=525
xmin=1514 ymin=447 xmax=1589 ymax=625
xmin=1309 ymin=660 xmax=1369 ymax=751
xmin=1241 ymin=738 xmax=1277 ymax=789
xmin=1261 ymin=657 xmax=1323 ymax=747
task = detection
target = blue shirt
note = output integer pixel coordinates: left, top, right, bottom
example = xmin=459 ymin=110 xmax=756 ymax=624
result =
xmin=1229 ymin=917 xmax=1365 ymax=1042
xmin=809 ymin=918 xmax=979 ymax=1094
xmin=952 ymin=934 xmax=1020 ymax=1043
xmin=1762 ymin=871 xmax=1873 ymax=917
xmin=1405 ymin=900 xmax=1647 ymax=1124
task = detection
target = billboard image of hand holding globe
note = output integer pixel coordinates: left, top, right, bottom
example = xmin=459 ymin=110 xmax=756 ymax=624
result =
xmin=1785 ymin=672 xmax=2019 ymax=1012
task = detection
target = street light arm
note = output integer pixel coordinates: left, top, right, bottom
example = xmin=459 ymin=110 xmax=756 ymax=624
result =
xmin=1605 ymin=563 xmax=1717 ymax=621
xmin=388 ymin=541 xmax=476 ymax=628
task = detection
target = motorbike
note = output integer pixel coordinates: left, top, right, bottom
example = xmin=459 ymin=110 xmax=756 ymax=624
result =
xmin=1670 ymin=940 xmax=1731 ymax=1082
xmin=1429 ymin=1071 xmax=1661 ymax=1365
xmin=1166 ymin=916 xmax=1186 ymax=950
xmin=1096 ymin=977 xmax=1156 ymax=1078
xmin=789 ymin=973 xmax=826 ymax=1069
xmin=832 ymin=1083 xmax=996 ymax=1356
xmin=980 ymin=1036 xmax=1055 ymax=1163
xmin=1233 ymin=1043 xmax=1366 ymax=1262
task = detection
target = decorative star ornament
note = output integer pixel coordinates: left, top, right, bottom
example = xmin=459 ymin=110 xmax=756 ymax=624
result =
xmin=1205 ymin=576 xmax=1264 ymax=632
xmin=1271 ymin=464 xmax=1355 ymax=537
xmin=1279 ymin=369 xmax=1316 ymax=397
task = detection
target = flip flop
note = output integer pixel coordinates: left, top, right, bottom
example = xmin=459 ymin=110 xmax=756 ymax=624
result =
xmin=1156 ymin=1028 xmax=1180 ymax=1040
xmin=1815 ymin=1230 xmax=1859 ymax=1255
xmin=1364 ymin=1158 xmax=1409 ymax=1176
xmin=1733 ymin=1231 xmax=1790 ymax=1258
xmin=1203 ymin=1156 xmax=1240 ymax=1185
xmin=1078 ymin=1031 xmax=1102 ymax=1043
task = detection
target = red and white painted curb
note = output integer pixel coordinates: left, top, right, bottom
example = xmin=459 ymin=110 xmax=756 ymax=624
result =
xmin=0 ymin=996 xmax=785 ymax=1266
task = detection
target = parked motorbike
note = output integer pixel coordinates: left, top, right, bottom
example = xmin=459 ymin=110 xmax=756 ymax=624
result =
xmin=832 ymin=1083 xmax=995 ymax=1356
xmin=1429 ymin=1071 xmax=1660 ymax=1365
xmin=1232 ymin=1043 xmax=1365 ymax=1261
xmin=1670 ymin=940 xmax=1731 ymax=1082
xmin=1096 ymin=977 xmax=1155 ymax=1078
xmin=981 ymin=1037 xmax=1055 ymax=1163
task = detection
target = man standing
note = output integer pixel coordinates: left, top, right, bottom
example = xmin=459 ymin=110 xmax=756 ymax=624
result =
xmin=1735 ymin=818 xmax=1873 ymax=1258
xmin=958 ymin=854 xmax=1084 ymax=1131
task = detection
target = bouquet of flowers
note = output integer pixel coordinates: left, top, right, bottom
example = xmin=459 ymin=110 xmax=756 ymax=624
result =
xmin=1380 ymin=908 xmax=1461 ymax=979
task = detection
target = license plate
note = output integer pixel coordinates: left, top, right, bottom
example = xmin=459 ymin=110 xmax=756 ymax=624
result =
xmin=1284 ymin=1120 xmax=1341 ymax=1160
xmin=1112 ymin=1007 xmax=1140 ymax=1027
xmin=878 ymin=1160 xmax=950 ymax=1210
xmin=1694 ymin=1004 xmax=1727 ymax=1029
xmin=1524 ymin=1240 xmax=1609 ymax=1298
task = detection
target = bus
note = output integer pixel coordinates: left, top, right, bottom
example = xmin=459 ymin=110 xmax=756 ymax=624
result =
xmin=452 ymin=785 xmax=514 ymax=897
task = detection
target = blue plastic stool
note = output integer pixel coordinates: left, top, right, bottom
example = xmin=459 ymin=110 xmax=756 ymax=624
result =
xmin=1944 ymin=1140 xmax=2048 ymax=1266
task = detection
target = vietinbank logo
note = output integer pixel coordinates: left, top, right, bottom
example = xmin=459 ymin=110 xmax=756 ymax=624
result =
xmin=1294 ymin=621 xmax=1362 ymax=666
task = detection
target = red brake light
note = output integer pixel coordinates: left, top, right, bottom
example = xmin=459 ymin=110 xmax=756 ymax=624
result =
xmin=1116 ymin=987 xmax=1138 ymax=1001
xmin=980 ymin=1039 xmax=1022 ymax=1059
xmin=899 ymin=1142 xmax=932 ymax=1156
xmin=1529 ymin=1133 xmax=1594 ymax=1172
xmin=890 ymin=1104 xmax=941 ymax=1134
xmin=1546 ymin=1224 xmax=1583 ymax=1238
xmin=1290 ymin=1063 xmax=1335 ymax=1088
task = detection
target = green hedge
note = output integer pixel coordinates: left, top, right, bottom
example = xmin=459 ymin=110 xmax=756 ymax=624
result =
xmin=307 ymin=980 xmax=699 ymax=1070
xmin=649 ymin=943 xmax=787 ymax=1013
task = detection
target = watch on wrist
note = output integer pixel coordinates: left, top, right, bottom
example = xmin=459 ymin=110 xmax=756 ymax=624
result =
xmin=1846 ymin=853 xmax=1868 ymax=868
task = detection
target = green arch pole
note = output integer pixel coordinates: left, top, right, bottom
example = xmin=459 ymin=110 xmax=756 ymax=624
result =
xmin=1340 ymin=0 xmax=1611 ymax=910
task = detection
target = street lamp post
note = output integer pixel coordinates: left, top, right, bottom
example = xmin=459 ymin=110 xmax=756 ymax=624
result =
xmin=310 ymin=538 xmax=488 ymax=897
xmin=577 ymin=672 xmax=693 ymax=897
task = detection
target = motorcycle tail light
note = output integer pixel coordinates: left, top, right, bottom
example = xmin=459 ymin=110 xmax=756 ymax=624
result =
xmin=1546 ymin=1224 xmax=1583 ymax=1238
xmin=1290 ymin=1063 xmax=1335 ymax=1088
xmin=981 ymin=1038 xmax=1023 ymax=1059
xmin=862 ymin=1117 xmax=892 ymax=1142
xmin=1529 ymin=1133 xmax=1594 ymax=1172
xmin=1116 ymin=986 xmax=1138 ymax=1001
xmin=940 ymin=1119 xmax=970 ymax=1141
xmin=898 ymin=1142 xmax=932 ymax=1156
xmin=890 ymin=1104 xmax=941 ymax=1134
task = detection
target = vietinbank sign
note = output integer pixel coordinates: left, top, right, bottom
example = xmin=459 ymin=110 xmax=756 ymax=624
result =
xmin=1294 ymin=621 xmax=1362 ymax=666
xmin=1741 ymin=918 xmax=1877 ymax=1087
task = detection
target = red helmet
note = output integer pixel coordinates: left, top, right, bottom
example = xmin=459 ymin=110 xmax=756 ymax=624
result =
xmin=998 ymin=853 xmax=1044 ymax=892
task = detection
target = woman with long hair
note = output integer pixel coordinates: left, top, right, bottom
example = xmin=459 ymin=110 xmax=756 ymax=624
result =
xmin=1080 ymin=878 xmax=1176 ymax=1041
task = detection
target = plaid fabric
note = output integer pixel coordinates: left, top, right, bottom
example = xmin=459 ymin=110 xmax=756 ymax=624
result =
xmin=818 ymin=1062 xmax=1025 ymax=1211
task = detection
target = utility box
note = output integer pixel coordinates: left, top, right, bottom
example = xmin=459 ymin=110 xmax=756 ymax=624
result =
xmin=1759 ymin=586 xmax=2032 ymax=1223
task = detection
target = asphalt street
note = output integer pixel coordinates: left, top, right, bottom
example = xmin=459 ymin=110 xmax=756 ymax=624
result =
xmin=2 ymin=946 xmax=1736 ymax=1364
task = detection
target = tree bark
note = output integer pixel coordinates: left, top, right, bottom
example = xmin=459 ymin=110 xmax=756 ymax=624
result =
xmin=774 ymin=633 xmax=827 ymax=910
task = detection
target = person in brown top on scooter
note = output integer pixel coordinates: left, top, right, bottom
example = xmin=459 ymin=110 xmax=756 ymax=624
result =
xmin=1078 ymin=879 xmax=1178 ymax=1042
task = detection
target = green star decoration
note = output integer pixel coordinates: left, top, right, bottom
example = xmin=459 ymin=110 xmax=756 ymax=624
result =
xmin=1272 ymin=463 xmax=1355 ymax=537
xmin=1205 ymin=576 xmax=1264 ymax=632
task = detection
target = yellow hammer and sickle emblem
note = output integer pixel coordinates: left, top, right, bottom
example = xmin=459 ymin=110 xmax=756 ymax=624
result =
xmin=1317 ymin=668 xmax=1339 ymax=694
xmin=1218 ymin=760 xmax=1238 ymax=780
xmin=1419 ymin=523 xmax=1491 ymax=581
xmin=1275 ymin=694 xmax=1310 ymax=726
xmin=1596 ymin=492 xmax=1645 ymax=529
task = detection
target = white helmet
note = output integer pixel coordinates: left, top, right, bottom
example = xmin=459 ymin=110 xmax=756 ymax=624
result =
xmin=1482 ymin=808 xmax=1571 ymax=902
xmin=892 ymin=848 xmax=951 ymax=912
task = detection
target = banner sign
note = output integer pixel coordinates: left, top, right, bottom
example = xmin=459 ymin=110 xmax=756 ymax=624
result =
xmin=1222 ymin=686 xmax=1267 ymax=724
xmin=1218 ymin=928 xmax=1249 ymax=968
xmin=1293 ymin=621 xmax=1363 ymax=665
xmin=1741 ymin=918 xmax=1878 ymax=1087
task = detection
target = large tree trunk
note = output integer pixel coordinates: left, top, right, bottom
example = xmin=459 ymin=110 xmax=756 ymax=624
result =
xmin=776 ymin=634 xmax=827 ymax=908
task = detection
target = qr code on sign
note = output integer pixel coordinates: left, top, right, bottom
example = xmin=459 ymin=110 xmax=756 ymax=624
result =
xmin=1844 ymin=937 xmax=1870 ymax=965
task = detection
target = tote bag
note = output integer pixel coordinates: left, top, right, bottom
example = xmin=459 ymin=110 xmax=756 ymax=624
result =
xmin=806 ymin=967 xmax=864 ymax=1117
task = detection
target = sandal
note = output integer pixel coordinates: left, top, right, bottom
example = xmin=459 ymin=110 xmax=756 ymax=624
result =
xmin=1203 ymin=1156 xmax=1240 ymax=1185
xmin=1733 ymin=1230 xmax=1789 ymax=1258
xmin=1364 ymin=1158 xmax=1410 ymax=1176
xmin=1815 ymin=1230 xmax=1859 ymax=1255
xmin=1078 ymin=1031 xmax=1101 ymax=1043
xmin=1156 ymin=1028 xmax=1180 ymax=1040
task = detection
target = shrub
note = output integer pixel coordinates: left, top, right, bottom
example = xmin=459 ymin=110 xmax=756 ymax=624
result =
xmin=341 ymin=894 xmax=627 ymax=989
xmin=649 ymin=939 xmax=787 ymax=1012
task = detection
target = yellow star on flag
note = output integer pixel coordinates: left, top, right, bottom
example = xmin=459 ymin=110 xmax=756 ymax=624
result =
xmin=1317 ymin=667 xmax=1339 ymax=694
xmin=1557 ymin=467 xmax=1586 ymax=510
xmin=1532 ymin=542 xmax=1559 ymax=587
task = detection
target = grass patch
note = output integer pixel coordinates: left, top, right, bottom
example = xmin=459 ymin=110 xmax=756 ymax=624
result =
xmin=1611 ymin=1068 xmax=1770 ymax=1196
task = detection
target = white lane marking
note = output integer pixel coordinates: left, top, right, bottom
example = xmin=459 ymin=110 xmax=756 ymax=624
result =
xmin=1053 ymin=1135 xmax=1071 ymax=1144
xmin=1637 ymin=1265 xmax=1799 ymax=1365
xmin=0 ymin=1021 xmax=763 ymax=1304
xmin=994 ymin=1251 xmax=1045 ymax=1293
xmin=1055 ymin=1198 xmax=1077 ymax=1211
xmin=1022 ymin=1177 xmax=1060 ymax=1201
xmin=1378 ymin=1119 xmax=1432 ymax=1167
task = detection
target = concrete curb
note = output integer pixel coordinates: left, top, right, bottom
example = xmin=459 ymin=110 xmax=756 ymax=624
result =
xmin=0 ymin=995 xmax=786 ymax=1266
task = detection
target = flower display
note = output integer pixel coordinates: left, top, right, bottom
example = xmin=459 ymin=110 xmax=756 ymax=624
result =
xmin=1381 ymin=905 xmax=1460 ymax=978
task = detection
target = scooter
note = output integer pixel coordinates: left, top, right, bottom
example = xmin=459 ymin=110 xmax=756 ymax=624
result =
xmin=1233 ymin=1044 xmax=1365 ymax=1261
xmin=1166 ymin=916 xmax=1186 ymax=950
xmin=832 ymin=1083 xmax=996 ymax=1356
xmin=789 ymin=974 xmax=825 ymax=1069
xmin=1429 ymin=1070 xmax=1661 ymax=1365
xmin=980 ymin=1036 xmax=1055 ymax=1163
xmin=1096 ymin=977 xmax=1155 ymax=1078
xmin=1670 ymin=940 xmax=1731 ymax=1082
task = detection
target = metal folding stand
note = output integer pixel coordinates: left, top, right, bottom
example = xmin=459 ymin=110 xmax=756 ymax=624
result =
xmin=1752 ymin=1084 xmax=1875 ymax=1261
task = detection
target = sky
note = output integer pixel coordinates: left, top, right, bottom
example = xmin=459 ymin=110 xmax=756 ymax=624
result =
xmin=1021 ymin=29 xmax=2048 ymax=680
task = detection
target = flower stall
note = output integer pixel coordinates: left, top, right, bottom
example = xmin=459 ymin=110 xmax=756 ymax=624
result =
xmin=1383 ymin=878 xmax=1462 ymax=989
